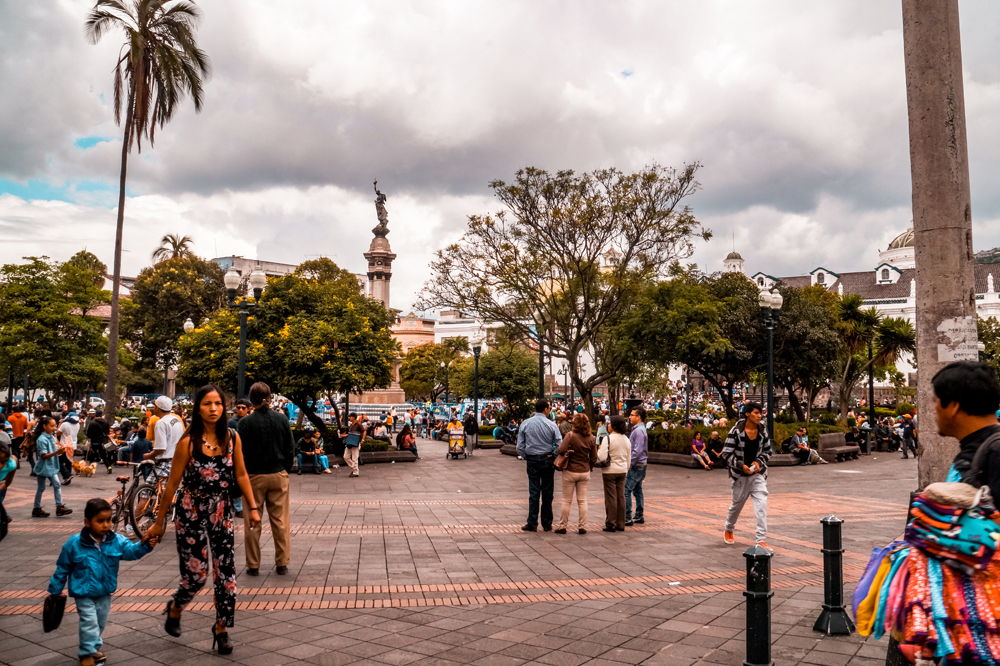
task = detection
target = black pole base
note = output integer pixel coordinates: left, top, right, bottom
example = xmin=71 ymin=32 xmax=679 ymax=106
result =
xmin=813 ymin=606 xmax=855 ymax=635
xmin=743 ymin=661 xmax=774 ymax=666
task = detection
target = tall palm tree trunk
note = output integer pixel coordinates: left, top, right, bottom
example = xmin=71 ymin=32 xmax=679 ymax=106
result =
xmin=104 ymin=91 xmax=134 ymax=416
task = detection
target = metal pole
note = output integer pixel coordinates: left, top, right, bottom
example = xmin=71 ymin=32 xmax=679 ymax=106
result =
xmin=162 ymin=366 xmax=169 ymax=398
xmin=684 ymin=366 xmax=691 ymax=425
xmin=743 ymin=544 xmax=774 ymax=666
xmin=813 ymin=515 xmax=855 ymax=635
xmin=537 ymin=328 xmax=545 ymax=401
xmin=902 ymin=0 xmax=979 ymax=490
xmin=238 ymin=305 xmax=248 ymax=400
xmin=473 ymin=351 xmax=480 ymax=428
xmin=766 ymin=322 xmax=775 ymax=442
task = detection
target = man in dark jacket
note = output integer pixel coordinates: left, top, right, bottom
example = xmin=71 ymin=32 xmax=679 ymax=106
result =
xmin=237 ymin=382 xmax=294 ymax=576
xmin=934 ymin=361 xmax=1000 ymax=502
xmin=720 ymin=402 xmax=772 ymax=550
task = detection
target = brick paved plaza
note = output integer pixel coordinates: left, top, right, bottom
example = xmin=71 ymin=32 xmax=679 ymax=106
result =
xmin=0 ymin=437 xmax=917 ymax=666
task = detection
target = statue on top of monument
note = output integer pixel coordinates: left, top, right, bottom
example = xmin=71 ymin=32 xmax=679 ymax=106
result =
xmin=373 ymin=180 xmax=389 ymax=238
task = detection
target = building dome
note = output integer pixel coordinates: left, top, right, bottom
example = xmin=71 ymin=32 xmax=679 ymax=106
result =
xmin=887 ymin=227 xmax=914 ymax=250
xmin=726 ymin=251 xmax=743 ymax=260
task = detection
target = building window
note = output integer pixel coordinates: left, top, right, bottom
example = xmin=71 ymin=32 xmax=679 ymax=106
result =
xmin=757 ymin=278 xmax=764 ymax=286
xmin=881 ymin=268 xmax=890 ymax=281
xmin=816 ymin=272 xmax=825 ymax=285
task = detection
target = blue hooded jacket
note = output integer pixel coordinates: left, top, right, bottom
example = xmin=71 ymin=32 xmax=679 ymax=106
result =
xmin=48 ymin=528 xmax=152 ymax=598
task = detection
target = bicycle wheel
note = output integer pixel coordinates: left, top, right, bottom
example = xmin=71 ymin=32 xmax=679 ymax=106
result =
xmin=109 ymin=497 xmax=123 ymax=532
xmin=130 ymin=486 xmax=158 ymax=539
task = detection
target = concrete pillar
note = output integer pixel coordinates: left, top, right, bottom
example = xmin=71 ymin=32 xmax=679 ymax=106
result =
xmin=902 ymin=0 xmax=979 ymax=489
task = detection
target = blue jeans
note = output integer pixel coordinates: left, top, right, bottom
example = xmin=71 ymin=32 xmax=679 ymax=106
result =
xmin=297 ymin=453 xmax=324 ymax=471
xmin=525 ymin=456 xmax=555 ymax=529
xmin=234 ymin=496 xmax=243 ymax=513
xmin=625 ymin=465 xmax=646 ymax=521
xmin=76 ymin=595 xmax=111 ymax=657
xmin=34 ymin=474 xmax=62 ymax=508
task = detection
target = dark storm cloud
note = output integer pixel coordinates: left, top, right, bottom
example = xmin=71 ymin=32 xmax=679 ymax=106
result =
xmin=2 ymin=0 xmax=1000 ymax=304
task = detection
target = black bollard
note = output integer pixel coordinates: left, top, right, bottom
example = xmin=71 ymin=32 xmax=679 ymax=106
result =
xmin=743 ymin=544 xmax=774 ymax=666
xmin=813 ymin=514 xmax=855 ymax=635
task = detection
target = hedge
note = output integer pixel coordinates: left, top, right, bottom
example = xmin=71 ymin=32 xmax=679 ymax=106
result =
xmin=647 ymin=422 xmax=846 ymax=455
xmin=115 ymin=408 xmax=143 ymax=420
xmin=361 ymin=440 xmax=391 ymax=452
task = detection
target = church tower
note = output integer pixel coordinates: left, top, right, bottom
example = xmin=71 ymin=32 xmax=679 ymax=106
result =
xmin=724 ymin=251 xmax=745 ymax=274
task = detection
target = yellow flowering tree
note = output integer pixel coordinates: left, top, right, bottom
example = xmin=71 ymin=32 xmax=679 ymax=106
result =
xmin=177 ymin=258 xmax=398 ymax=435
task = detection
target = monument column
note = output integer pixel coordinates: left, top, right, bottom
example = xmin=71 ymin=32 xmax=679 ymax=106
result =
xmin=365 ymin=180 xmax=396 ymax=310
xmin=356 ymin=181 xmax=405 ymax=405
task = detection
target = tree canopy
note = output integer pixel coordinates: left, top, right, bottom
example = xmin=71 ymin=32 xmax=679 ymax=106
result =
xmin=125 ymin=254 xmax=227 ymax=387
xmin=417 ymin=163 xmax=708 ymax=421
xmin=453 ymin=341 xmax=538 ymax=417
xmin=0 ymin=256 xmax=110 ymax=404
xmin=177 ymin=258 xmax=398 ymax=433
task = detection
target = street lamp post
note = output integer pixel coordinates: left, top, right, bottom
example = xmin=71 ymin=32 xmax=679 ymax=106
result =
xmin=758 ymin=290 xmax=783 ymax=441
xmin=439 ymin=361 xmax=450 ymax=404
xmin=560 ymin=364 xmax=569 ymax=408
xmin=472 ymin=339 xmax=482 ymax=428
xmin=684 ymin=366 xmax=691 ymax=426
xmin=223 ymin=264 xmax=267 ymax=399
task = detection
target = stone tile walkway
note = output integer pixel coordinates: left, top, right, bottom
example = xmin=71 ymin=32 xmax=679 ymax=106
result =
xmin=0 ymin=437 xmax=918 ymax=665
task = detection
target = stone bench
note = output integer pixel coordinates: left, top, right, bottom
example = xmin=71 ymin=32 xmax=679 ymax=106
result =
xmin=768 ymin=453 xmax=799 ymax=467
xmin=818 ymin=433 xmax=861 ymax=462
xmin=647 ymin=451 xmax=700 ymax=468
xmin=292 ymin=449 xmax=417 ymax=471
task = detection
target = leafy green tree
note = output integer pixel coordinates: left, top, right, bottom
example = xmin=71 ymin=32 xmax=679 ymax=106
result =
xmin=86 ymin=0 xmax=211 ymax=414
xmin=452 ymin=342 xmax=538 ymax=416
xmin=772 ymin=285 xmax=842 ymax=421
xmin=177 ymin=258 xmax=398 ymax=434
xmin=979 ymin=316 xmax=1000 ymax=379
xmin=125 ymin=255 xmax=226 ymax=388
xmin=0 ymin=257 xmax=109 ymax=404
xmin=418 ymin=163 xmax=708 ymax=422
xmin=398 ymin=337 xmax=470 ymax=401
xmin=399 ymin=343 xmax=440 ymax=400
xmin=620 ymin=268 xmax=761 ymax=419
xmin=66 ymin=251 xmax=108 ymax=289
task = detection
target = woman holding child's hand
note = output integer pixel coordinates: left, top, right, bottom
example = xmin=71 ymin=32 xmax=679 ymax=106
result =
xmin=142 ymin=384 xmax=260 ymax=656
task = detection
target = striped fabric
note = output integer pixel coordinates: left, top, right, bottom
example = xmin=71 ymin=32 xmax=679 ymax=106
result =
xmin=720 ymin=419 xmax=773 ymax=480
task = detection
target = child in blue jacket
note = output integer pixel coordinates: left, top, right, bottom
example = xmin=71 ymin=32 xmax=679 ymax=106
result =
xmin=48 ymin=498 xmax=157 ymax=666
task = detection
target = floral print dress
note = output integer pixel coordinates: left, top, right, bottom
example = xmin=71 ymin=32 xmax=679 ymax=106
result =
xmin=172 ymin=434 xmax=238 ymax=627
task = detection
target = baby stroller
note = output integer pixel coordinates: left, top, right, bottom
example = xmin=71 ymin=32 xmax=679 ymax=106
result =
xmin=446 ymin=423 xmax=467 ymax=459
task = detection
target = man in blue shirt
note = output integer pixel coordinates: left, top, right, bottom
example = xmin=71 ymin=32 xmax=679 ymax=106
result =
xmin=516 ymin=399 xmax=562 ymax=532
xmin=625 ymin=406 xmax=648 ymax=526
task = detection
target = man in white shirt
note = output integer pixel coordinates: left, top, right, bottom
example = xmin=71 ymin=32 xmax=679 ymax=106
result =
xmin=144 ymin=396 xmax=184 ymax=479
xmin=58 ymin=410 xmax=80 ymax=485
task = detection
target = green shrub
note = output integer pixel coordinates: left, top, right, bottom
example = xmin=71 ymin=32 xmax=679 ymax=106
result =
xmin=818 ymin=412 xmax=837 ymax=426
xmin=648 ymin=421 xmax=845 ymax=455
xmin=361 ymin=440 xmax=390 ymax=452
xmin=847 ymin=416 xmax=857 ymax=428
xmin=116 ymin=408 xmax=143 ymax=420
xmin=479 ymin=424 xmax=496 ymax=436
xmin=895 ymin=402 xmax=916 ymax=416
xmin=775 ymin=410 xmax=796 ymax=424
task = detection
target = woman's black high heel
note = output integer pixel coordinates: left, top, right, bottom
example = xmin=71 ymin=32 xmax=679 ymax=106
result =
xmin=163 ymin=601 xmax=181 ymax=637
xmin=212 ymin=625 xmax=234 ymax=655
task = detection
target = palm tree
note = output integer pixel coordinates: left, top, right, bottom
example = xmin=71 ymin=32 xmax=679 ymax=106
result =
xmin=151 ymin=233 xmax=195 ymax=262
xmin=86 ymin=0 xmax=210 ymax=413
xmin=833 ymin=294 xmax=916 ymax=420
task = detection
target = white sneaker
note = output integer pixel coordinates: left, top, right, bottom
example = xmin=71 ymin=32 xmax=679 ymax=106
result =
xmin=323 ymin=468 xmax=332 ymax=474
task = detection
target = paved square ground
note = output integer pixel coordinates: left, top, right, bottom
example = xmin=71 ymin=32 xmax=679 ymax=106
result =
xmin=0 ymin=437 xmax=917 ymax=666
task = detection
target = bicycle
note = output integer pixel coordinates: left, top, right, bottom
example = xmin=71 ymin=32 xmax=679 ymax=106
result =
xmin=108 ymin=460 xmax=171 ymax=539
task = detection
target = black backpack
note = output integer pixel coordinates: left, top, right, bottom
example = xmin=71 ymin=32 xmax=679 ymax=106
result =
xmin=779 ymin=437 xmax=794 ymax=454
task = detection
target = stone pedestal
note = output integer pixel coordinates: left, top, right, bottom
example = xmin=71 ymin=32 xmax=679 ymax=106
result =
xmin=364 ymin=237 xmax=396 ymax=310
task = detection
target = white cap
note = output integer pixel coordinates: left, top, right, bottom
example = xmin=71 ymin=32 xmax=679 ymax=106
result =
xmin=154 ymin=396 xmax=173 ymax=411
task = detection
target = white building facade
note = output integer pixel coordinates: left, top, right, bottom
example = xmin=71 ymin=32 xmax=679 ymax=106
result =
xmin=735 ymin=228 xmax=1000 ymax=385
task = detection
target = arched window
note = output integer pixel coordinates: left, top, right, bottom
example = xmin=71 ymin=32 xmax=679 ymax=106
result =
xmin=816 ymin=272 xmax=825 ymax=285
xmin=757 ymin=277 xmax=764 ymax=286
xmin=881 ymin=268 xmax=890 ymax=281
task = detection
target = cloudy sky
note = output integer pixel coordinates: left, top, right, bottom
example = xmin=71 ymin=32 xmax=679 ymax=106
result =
xmin=2 ymin=0 xmax=1000 ymax=311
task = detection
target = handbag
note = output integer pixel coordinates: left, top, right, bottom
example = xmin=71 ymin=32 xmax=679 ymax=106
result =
xmin=593 ymin=438 xmax=612 ymax=469
xmin=43 ymin=593 xmax=66 ymax=632
xmin=554 ymin=446 xmax=573 ymax=471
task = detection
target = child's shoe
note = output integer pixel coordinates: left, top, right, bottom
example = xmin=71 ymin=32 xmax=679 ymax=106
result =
xmin=32 ymin=507 xmax=50 ymax=518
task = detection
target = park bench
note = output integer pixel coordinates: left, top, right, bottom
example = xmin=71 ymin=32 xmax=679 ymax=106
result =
xmin=768 ymin=453 xmax=799 ymax=466
xmin=647 ymin=452 xmax=699 ymax=468
xmin=817 ymin=432 xmax=861 ymax=462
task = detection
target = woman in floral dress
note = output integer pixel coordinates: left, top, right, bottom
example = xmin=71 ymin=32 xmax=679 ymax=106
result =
xmin=143 ymin=384 xmax=260 ymax=655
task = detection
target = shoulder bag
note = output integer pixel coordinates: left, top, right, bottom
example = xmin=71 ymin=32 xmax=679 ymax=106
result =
xmin=554 ymin=433 xmax=574 ymax=471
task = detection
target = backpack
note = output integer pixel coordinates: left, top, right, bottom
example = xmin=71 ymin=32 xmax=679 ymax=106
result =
xmin=779 ymin=436 xmax=794 ymax=454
